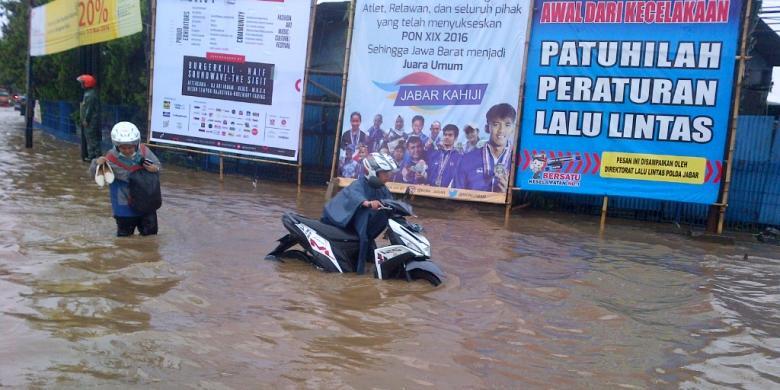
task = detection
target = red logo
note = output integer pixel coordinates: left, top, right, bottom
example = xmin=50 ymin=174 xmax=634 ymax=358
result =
xmin=206 ymin=52 xmax=246 ymax=63
xmin=309 ymin=239 xmax=331 ymax=257
xmin=252 ymin=128 xmax=258 ymax=135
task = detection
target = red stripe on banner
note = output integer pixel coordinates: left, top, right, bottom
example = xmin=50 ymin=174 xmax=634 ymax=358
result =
xmin=584 ymin=153 xmax=592 ymax=173
xmin=206 ymin=52 xmax=246 ymax=63
xmin=549 ymin=151 xmax=556 ymax=161
xmin=592 ymin=153 xmax=601 ymax=174
xmin=565 ymin=151 xmax=574 ymax=173
xmin=705 ymin=160 xmax=713 ymax=183
xmin=523 ymin=150 xmax=531 ymax=170
xmin=714 ymin=161 xmax=723 ymax=183
xmin=574 ymin=152 xmax=583 ymax=173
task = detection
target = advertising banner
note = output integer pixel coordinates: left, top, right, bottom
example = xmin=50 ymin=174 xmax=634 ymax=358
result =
xmin=515 ymin=0 xmax=742 ymax=204
xmin=338 ymin=0 xmax=531 ymax=204
xmin=30 ymin=0 xmax=142 ymax=56
xmin=149 ymin=0 xmax=312 ymax=161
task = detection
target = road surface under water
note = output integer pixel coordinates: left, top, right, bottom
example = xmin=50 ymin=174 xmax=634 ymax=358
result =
xmin=0 ymin=108 xmax=778 ymax=388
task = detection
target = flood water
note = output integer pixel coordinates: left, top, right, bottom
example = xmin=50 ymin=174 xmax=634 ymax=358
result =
xmin=0 ymin=107 xmax=778 ymax=388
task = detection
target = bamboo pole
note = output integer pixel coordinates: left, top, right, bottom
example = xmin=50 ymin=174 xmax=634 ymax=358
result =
xmin=717 ymin=0 xmax=753 ymax=234
xmin=296 ymin=0 xmax=318 ymax=193
xmin=326 ymin=0 xmax=357 ymax=199
xmin=504 ymin=3 xmax=537 ymax=225
xmin=219 ymin=154 xmax=224 ymax=182
xmin=599 ymin=196 xmax=608 ymax=234
xmin=145 ymin=0 xmax=157 ymax=144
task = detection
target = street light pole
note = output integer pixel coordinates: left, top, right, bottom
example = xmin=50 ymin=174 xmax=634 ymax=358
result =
xmin=24 ymin=0 xmax=34 ymax=149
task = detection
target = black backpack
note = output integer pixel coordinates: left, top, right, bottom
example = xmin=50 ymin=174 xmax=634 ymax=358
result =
xmin=128 ymin=169 xmax=162 ymax=214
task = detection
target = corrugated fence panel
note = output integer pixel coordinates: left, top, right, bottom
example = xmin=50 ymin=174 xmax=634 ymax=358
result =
xmin=302 ymin=73 xmax=343 ymax=171
xmin=726 ymin=160 xmax=765 ymax=223
xmin=728 ymin=115 xmax=777 ymax=226
xmin=759 ymin=162 xmax=780 ymax=225
xmin=734 ymin=116 xmax=775 ymax=161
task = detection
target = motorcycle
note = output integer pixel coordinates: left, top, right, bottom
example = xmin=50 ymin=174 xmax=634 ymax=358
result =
xmin=265 ymin=199 xmax=444 ymax=286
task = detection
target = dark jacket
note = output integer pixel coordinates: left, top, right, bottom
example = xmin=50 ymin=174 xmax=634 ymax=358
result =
xmin=322 ymin=176 xmax=392 ymax=228
xmin=89 ymin=144 xmax=161 ymax=217
xmin=80 ymin=88 xmax=100 ymax=129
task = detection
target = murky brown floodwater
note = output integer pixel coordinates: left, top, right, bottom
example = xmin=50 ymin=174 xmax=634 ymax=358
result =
xmin=0 ymin=107 xmax=778 ymax=388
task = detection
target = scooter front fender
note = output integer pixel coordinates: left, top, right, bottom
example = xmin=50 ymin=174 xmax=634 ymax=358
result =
xmin=405 ymin=260 xmax=445 ymax=279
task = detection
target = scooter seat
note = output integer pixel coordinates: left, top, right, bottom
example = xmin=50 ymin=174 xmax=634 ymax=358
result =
xmin=293 ymin=215 xmax=360 ymax=242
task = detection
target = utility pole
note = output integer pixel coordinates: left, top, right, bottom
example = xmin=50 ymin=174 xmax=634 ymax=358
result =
xmin=24 ymin=0 xmax=34 ymax=149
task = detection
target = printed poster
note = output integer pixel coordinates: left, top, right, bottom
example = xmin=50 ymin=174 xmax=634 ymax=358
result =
xmin=338 ymin=0 xmax=531 ymax=204
xmin=515 ymin=0 xmax=742 ymax=204
xmin=149 ymin=0 xmax=312 ymax=161
xmin=30 ymin=0 xmax=142 ymax=56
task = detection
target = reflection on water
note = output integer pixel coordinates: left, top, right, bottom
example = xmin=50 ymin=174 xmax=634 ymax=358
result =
xmin=0 ymin=108 xmax=778 ymax=388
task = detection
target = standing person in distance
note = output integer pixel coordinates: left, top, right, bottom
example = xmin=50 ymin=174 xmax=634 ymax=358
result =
xmin=77 ymin=74 xmax=101 ymax=161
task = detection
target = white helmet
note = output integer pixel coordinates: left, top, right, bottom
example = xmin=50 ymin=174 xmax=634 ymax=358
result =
xmin=363 ymin=152 xmax=397 ymax=186
xmin=110 ymin=121 xmax=141 ymax=146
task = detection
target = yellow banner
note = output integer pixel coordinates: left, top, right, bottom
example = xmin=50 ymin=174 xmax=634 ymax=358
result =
xmin=30 ymin=0 xmax=141 ymax=56
xmin=337 ymin=178 xmax=508 ymax=204
xmin=600 ymin=152 xmax=707 ymax=184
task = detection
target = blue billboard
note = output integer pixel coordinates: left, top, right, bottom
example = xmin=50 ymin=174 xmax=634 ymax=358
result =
xmin=515 ymin=0 xmax=743 ymax=204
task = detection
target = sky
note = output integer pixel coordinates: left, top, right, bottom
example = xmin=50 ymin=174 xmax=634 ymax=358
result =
xmin=766 ymin=0 xmax=780 ymax=103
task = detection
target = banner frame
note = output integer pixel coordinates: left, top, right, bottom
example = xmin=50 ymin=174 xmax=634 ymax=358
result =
xmin=510 ymin=0 xmax=748 ymax=218
xmin=506 ymin=0 xmax=541 ymax=218
xmin=145 ymin=0 xmax=315 ymax=185
xmin=327 ymin=0 xmax=357 ymax=197
xmin=330 ymin=0 xmax=529 ymax=206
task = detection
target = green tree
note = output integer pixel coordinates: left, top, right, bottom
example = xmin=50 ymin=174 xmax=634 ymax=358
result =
xmin=0 ymin=0 xmax=30 ymax=92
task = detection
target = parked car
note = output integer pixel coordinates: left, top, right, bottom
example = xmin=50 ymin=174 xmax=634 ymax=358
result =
xmin=14 ymin=95 xmax=26 ymax=114
xmin=0 ymin=91 xmax=10 ymax=107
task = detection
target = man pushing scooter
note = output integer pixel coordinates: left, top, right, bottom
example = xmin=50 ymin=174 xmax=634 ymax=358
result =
xmin=321 ymin=152 xmax=397 ymax=274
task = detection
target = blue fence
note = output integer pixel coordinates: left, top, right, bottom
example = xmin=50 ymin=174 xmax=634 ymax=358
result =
xmin=523 ymin=115 xmax=780 ymax=230
xmin=34 ymin=99 xmax=779 ymax=230
xmin=35 ymin=72 xmax=345 ymax=185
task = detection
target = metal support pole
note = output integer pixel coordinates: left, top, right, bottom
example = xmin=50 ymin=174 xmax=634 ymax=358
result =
xmin=25 ymin=0 xmax=35 ymax=149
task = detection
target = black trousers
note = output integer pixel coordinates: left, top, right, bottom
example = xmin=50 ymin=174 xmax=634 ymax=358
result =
xmin=350 ymin=208 xmax=389 ymax=274
xmin=115 ymin=212 xmax=158 ymax=237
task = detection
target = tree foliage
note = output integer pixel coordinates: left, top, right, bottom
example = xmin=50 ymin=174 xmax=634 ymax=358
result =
xmin=0 ymin=0 xmax=149 ymax=120
xmin=0 ymin=0 xmax=30 ymax=92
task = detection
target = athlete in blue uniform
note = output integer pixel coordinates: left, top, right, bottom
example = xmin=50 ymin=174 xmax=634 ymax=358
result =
xmin=426 ymin=124 xmax=462 ymax=188
xmin=454 ymin=103 xmax=516 ymax=193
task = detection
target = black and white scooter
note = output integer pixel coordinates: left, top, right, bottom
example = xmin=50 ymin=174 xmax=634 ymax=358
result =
xmin=265 ymin=199 xmax=444 ymax=286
